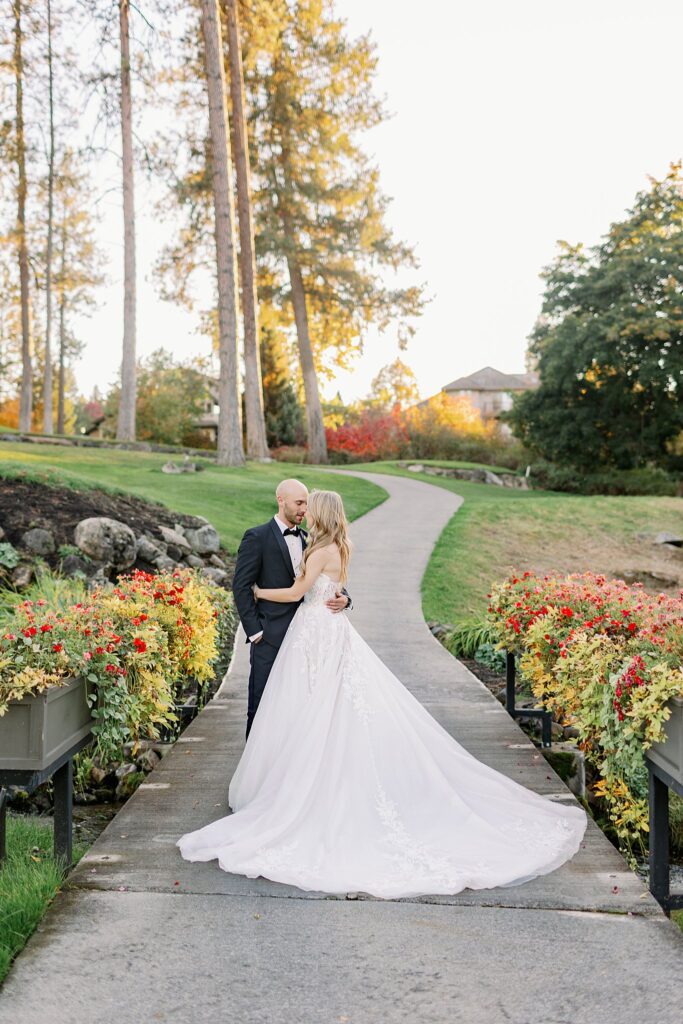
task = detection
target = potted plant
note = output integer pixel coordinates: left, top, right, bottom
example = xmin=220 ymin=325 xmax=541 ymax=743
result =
xmin=0 ymin=570 xmax=235 ymax=767
xmin=0 ymin=674 xmax=92 ymax=772
xmin=647 ymin=695 xmax=683 ymax=786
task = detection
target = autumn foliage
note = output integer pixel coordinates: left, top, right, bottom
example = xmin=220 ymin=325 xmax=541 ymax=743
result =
xmin=488 ymin=570 xmax=683 ymax=857
xmin=325 ymin=393 xmax=506 ymax=463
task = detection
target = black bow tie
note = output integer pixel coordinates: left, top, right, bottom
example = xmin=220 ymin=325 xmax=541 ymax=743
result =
xmin=283 ymin=527 xmax=301 ymax=537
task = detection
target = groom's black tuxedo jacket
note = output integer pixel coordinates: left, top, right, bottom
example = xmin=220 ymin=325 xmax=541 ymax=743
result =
xmin=232 ymin=520 xmax=308 ymax=647
xmin=232 ymin=520 xmax=352 ymax=649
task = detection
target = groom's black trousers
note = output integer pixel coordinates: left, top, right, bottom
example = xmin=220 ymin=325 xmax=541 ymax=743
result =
xmin=246 ymin=639 xmax=280 ymax=738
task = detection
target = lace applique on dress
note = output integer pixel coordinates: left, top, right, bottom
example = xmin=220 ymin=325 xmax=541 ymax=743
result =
xmin=291 ymin=572 xmax=345 ymax=695
xmin=341 ymin=630 xmax=374 ymax=723
xmin=253 ymin=841 xmax=300 ymax=874
xmin=500 ymin=814 xmax=575 ymax=849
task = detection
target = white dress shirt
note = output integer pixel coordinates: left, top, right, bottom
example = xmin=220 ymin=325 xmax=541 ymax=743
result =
xmin=249 ymin=516 xmax=303 ymax=643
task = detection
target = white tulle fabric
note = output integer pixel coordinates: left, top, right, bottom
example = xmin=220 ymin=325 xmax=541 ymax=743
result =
xmin=177 ymin=573 xmax=587 ymax=898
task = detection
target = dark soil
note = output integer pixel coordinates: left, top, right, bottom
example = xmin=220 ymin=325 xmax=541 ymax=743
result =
xmin=1 ymin=478 xmax=200 ymax=548
xmin=460 ymin=656 xmax=507 ymax=697
xmin=0 ymin=477 xmax=233 ymax=578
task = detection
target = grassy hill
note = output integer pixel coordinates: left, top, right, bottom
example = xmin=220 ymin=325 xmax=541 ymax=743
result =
xmin=338 ymin=461 xmax=683 ymax=623
xmin=0 ymin=442 xmax=386 ymax=550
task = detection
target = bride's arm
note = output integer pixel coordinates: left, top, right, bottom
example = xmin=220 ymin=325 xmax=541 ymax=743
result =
xmin=254 ymin=550 xmax=327 ymax=603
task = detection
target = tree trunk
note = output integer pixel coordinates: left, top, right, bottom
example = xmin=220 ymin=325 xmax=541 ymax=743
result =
xmin=43 ymin=0 xmax=55 ymax=434
xmin=225 ymin=0 xmax=268 ymax=459
xmin=200 ymin=0 xmax=244 ymax=466
xmin=286 ymin=255 xmax=327 ymax=463
xmin=116 ymin=0 xmax=137 ymax=441
xmin=56 ymin=214 xmax=67 ymax=434
xmin=14 ymin=0 xmax=32 ymax=432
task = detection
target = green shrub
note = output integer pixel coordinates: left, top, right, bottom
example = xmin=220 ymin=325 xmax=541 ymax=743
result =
xmin=0 ymin=542 xmax=20 ymax=570
xmin=270 ymin=445 xmax=307 ymax=463
xmin=443 ymin=620 xmax=499 ymax=659
xmin=473 ymin=642 xmax=507 ymax=674
xmin=528 ymin=461 xmax=678 ymax=496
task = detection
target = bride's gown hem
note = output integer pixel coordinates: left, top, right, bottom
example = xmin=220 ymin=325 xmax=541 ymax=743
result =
xmin=177 ymin=573 xmax=587 ymax=900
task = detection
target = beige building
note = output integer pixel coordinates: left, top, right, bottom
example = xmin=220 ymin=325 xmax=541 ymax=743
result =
xmin=443 ymin=365 xmax=539 ymax=425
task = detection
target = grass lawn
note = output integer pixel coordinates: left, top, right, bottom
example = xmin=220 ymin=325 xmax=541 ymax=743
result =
xmin=0 ymin=442 xmax=387 ymax=549
xmin=0 ymin=814 xmax=87 ymax=985
xmin=338 ymin=462 xmax=683 ymax=624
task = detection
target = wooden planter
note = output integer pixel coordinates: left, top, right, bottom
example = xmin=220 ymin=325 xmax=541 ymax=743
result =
xmin=0 ymin=676 xmax=92 ymax=773
xmin=647 ymin=695 xmax=683 ymax=786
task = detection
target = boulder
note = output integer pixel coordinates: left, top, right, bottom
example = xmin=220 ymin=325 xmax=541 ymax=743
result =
xmin=21 ymin=527 xmax=55 ymax=555
xmin=200 ymin=566 xmax=229 ymax=586
xmin=184 ymin=523 xmax=220 ymax=555
xmin=483 ymin=471 xmax=504 ymax=486
xmin=61 ymin=553 xmax=89 ymax=577
xmin=137 ymin=748 xmax=160 ymax=772
xmin=136 ymin=533 xmax=166 ymax=563
xmin=75 ymin=517 xmax=136 ymax=569
xmin=0 ymin=523 xmax=6 ymax=540
xmin=158 ymin=525 xmax=192 ymax=553
xmin=161 ymin=460 xmax=202 ymax=474
xmin=11 ymin=563 xmax=34 ymax=588
xmin=152 ymin=554 xmax=178 ymax=572
xmin=116 ymin=770 xmax=145 ymax=800
xmin=653 ymin=532 xmax=683 ymax=547
xmin=209 ymin=553 xmax=227 ymax=569
xmin=185 ymin=554 xmax=205 ymax=569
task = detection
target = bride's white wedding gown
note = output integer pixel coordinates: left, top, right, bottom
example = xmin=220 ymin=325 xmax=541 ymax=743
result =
xmin=177 ymin=573 xmax=587 ymax=898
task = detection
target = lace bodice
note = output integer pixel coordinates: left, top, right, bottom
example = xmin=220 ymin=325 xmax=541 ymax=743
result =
xmin=302 ymin=571 xmax=342 ymax=607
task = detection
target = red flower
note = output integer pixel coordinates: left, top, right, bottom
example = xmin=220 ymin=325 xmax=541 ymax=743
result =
xmin=40 ymin=623 xmax=53 ymax=633
xmin=133 ymin=638 xmax=147 ymax=653
xmin=52 ymin=642 xmax=63 ymax=653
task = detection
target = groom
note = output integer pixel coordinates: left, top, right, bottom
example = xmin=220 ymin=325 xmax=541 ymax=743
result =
xmin=232 ymin=478 xmax=351 ymax=737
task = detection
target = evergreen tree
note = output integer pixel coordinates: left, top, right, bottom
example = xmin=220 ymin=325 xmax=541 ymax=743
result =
xmin=509 ymin=165 xmax=683 ymax=470
xmin=259 ymin=316 xmax=305 ymax=447
xmin=250 ymin=0 xmax=426 ymax=461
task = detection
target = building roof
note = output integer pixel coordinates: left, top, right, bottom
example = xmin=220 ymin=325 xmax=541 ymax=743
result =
xmin=443 ymin=366 xmax=539 ymax=392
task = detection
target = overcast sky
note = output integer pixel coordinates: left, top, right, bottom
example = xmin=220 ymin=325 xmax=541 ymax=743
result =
xmin=74 ymin=0 xmax=683 ymax=404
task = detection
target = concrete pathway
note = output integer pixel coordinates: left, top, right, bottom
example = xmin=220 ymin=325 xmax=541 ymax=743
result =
xmin=1 ymin=471 xmax=681 ymax=1024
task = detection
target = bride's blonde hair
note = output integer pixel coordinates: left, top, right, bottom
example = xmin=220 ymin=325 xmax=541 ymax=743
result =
xmin=302 ymin=490 xmax=351 ymax=584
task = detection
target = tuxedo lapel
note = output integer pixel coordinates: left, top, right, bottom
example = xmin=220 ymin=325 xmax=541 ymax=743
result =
xmin=270 ymin=518 xmax=295 ymax=577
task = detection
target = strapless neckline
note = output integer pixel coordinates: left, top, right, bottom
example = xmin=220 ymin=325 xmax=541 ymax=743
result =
xmin=316 ymin=571 xmax=341 ymax=585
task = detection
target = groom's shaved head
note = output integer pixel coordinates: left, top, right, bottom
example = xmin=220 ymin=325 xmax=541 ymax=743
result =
xmin=276 ymin=478 xmax=307 ymax=500
xmin=276 ymin=479 xmax=308 ymax=527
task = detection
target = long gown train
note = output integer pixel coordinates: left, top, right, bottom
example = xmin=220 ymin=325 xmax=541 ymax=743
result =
xmin=177 ymin=573 xmax=587 ymax=899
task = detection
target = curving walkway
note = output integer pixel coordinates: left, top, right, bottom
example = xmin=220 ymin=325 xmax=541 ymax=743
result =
xmin=1 ymin=471 xmax=681 ymax=1024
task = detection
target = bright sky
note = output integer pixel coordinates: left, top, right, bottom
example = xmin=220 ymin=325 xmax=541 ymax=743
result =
xmin=74 ymin=0 xmax=683 ymax=404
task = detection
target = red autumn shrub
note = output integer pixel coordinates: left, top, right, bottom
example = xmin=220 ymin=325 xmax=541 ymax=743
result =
xmin=326 ymin=407 xmax=410 ymax=462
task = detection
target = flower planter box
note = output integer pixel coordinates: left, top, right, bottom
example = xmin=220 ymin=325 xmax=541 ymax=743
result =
xmin=0 ymin=676 xmax=92 ymax=773
xmin=647 ymin=695 xmax=683 ymax=786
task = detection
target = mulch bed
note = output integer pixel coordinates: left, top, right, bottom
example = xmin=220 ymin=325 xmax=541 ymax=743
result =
xmin=0 ymin=479 xmax=201 ymax=547
xmin=0 ymin=477 xmax=234 ymax=579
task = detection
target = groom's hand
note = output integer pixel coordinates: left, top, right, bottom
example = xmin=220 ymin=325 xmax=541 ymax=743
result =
xmin=326 ymin=592 xmax=350 ymax=614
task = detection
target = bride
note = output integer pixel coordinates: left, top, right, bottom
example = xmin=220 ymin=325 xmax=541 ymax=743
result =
xmin=177 ymin=490 xmax=587 ymax=899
